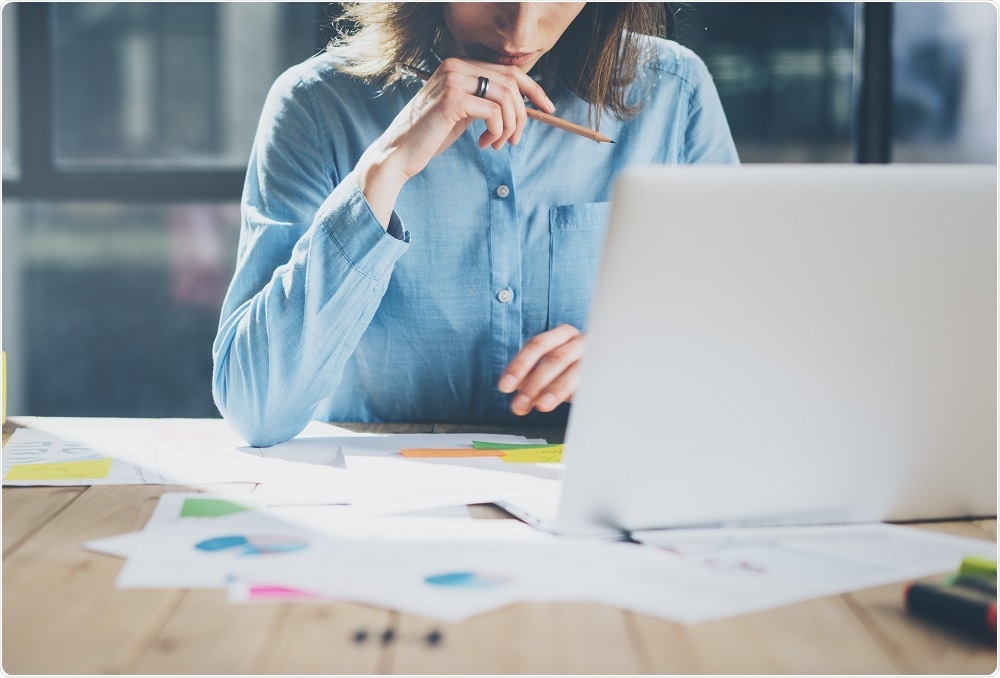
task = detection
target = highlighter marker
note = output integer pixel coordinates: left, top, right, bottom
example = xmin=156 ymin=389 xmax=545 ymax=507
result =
xmin=905 ymin=581 xmax=997 ymax=640
xmin=943 ymin=574 xmax=997 ymax=596
xmin=959 ymin=556 xmax=998 ymax=584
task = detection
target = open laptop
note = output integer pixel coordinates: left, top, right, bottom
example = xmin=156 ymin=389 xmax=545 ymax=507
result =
xmin=497 ymin=165 xmax=997 ymax=537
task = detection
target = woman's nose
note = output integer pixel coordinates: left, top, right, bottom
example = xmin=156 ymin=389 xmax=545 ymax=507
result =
xmin=494 ymin=3 xmax=539 ymax=48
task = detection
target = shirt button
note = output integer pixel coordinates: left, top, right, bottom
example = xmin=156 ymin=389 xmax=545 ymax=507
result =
xmin=497 ymin=289 xmax=513 ymax=303
xmin=496 ymin=185 xmax=510 ymax=198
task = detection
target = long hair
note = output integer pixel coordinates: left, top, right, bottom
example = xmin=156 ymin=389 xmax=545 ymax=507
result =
xmin=327 ymin=3 xmax=670 ymax=128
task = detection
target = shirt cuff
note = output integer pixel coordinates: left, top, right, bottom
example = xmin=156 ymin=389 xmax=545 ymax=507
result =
xmin=316 ymin=172 xmax=410 ymax=281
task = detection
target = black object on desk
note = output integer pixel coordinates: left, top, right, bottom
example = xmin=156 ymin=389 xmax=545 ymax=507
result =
xmin=905 ymin=579 xmax=997 ymax=641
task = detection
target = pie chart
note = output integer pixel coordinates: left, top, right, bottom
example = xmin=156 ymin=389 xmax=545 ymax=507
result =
xmin=194 ymin=534 xmax=309 ymax=556
xmin=424 ymin=571 xmax=511 ymax=589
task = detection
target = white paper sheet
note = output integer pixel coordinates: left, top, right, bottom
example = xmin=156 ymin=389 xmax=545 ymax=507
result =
xmin=1 ymin=418 xmax=350 ymax=488
xmin=341 ymin=455 xmax=562 ymax=516
xmin=114 ymin=493 xmax=474 ymax=589
xmin=86 ymin=504 xmax=571 ymax=621
xmin=89 ymin=521 xmax=636 ymax=617
xmin=242 ymin=433 xmax=556 ymax=507
xmin=624 ymin=523 xmax=999 ymax=623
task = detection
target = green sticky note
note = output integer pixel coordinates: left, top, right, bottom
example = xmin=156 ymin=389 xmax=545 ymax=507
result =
xmin=5 ymin=457 xmax=113 ymax=481
xmin=499 ymin=445 xmax=564 ymax=464
xmin=472 ymin=440 xmax=562 ymax=450
xmin=180 ymin=498 xmax=253 ymax=518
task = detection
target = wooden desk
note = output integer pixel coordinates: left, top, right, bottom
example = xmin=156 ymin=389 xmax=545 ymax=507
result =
xmin=3 ymin=419 xmax=996 ymax=674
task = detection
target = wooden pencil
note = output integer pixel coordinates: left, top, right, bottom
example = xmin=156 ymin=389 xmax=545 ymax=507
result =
xmin=398 ymin=64 xmax=615 ymax=144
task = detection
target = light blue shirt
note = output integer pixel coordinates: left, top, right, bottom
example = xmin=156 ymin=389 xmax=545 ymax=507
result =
xmin=213 ymin=38 xmax=739 ymax=447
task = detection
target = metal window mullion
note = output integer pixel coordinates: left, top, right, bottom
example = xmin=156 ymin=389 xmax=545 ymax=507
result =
xmin=15 ymin=2 xmax=56 ymax=193
xmin=853 ymin=2 xmax=893 ymax=163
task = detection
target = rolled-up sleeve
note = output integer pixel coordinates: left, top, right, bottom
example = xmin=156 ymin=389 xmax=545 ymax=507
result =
xmin=212 ymin=67 xmax=409 ymax=447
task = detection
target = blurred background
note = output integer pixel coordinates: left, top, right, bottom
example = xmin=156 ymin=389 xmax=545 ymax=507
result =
xmin=1 ymin=2 xmax=996 ymax=418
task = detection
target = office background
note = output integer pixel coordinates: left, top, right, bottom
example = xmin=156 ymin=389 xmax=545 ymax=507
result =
xmin=1 ymin=2 xmax=996 ymax=419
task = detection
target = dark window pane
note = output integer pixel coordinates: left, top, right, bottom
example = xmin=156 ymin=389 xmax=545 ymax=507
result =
xmin=676 ymin=3 xmax=857 ymax=162
xmin=3 ymin=200 xmax=240 ymax=417
xmin=52 ymin=3 xmax=327 ymax=169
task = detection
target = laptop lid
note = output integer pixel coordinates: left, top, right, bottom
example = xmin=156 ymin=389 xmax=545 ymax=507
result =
xmin=555 ymin=165 xmax=997 ymax=536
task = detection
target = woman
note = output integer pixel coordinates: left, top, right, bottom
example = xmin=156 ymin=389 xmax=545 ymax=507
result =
xmin=212 ymin=2 xmax=738 ymax=447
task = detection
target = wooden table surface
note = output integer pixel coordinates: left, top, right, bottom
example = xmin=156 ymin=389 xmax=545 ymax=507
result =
xmin=3 ymin=419 xmax=996 ymax=674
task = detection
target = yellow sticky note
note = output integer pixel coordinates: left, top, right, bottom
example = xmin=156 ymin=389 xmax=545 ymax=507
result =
xmin=5 ymin=457 xmax=113 ymax=481
xmin=500 ymin=445 xmax=564 ymax=464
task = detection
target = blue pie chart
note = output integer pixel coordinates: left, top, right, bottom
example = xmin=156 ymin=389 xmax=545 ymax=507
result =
xmin=424 ymin=571 xmax=511 ymax=589
xmin=195 ymin=534 xmax=308 ymax=556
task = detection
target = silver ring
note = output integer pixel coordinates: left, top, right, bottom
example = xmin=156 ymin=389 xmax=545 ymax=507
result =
xmin=475 ymin=76 xmax=490 ymax=98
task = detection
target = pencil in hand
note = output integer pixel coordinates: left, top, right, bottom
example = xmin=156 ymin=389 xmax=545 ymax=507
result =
xmin=398 ymin=64 xmax=614 ymax=144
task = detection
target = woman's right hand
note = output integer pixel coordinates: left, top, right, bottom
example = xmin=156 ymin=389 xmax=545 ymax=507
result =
xmin=356 ymin=57 xmax=555 ymax=227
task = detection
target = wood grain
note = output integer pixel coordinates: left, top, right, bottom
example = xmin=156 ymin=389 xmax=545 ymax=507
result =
xmin=630 ymin=595 xmax=898 ymax=674
xmin=132 ymin=590 xmax=286 ymax=675
xmin=3 ymin=486 xmax=85 ymax=557
xmin=262 ymin=602 xmax=395 ymax=674
xmin=973 ymin=519 xmax=997 ymax=541
xmin=389 ymin=602 xmax=639 ymax=674
xmin=842 ymin=521 xmax=998 ymax=675
xmin=2 ymin=485 xmax=184 ymax=674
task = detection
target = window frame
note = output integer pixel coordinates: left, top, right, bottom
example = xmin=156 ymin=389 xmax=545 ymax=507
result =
xmin=2 ymin=2 xmax=893 ymax=203
xmin=4 ymin=2 xmax=335 ymax=201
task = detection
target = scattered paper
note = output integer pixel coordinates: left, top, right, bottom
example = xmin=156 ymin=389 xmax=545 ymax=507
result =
xmin=112 ymin=493 xmax=472 ymax=589
xmin=16 ymin=419 xmax=994 ymax=625
xmin=86 ymin=495 xmax=997 ymax=625
xmin=342 ymin=455 xmax=562 ymax=516
xmin=625 ymin=523 xmax=999 ymax=623
xmin=1 ymin=418 xmax=351 ymax=488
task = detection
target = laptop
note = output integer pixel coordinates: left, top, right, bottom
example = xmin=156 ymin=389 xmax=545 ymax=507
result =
xmin=498 ymin=165 xmax=997 ymax=537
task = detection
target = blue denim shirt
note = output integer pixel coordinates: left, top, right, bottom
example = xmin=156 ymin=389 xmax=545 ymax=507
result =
xmin=213 ymin=38 xmax=739 ymax=446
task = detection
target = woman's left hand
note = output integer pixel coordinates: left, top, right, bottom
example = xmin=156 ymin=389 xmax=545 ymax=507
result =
xmin=498 ymin=324 xmax=585 ymax=416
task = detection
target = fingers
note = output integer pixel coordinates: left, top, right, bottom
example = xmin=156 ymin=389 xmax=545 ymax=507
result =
xmin=385 ymin=57 xmax=552 ymax=191
xmin=433 ymin=58 xmax=550 ymax=149
xmin=498 ymin=325 xmax=584 ymax=416
xmin=486 ymin=64 xmax=555 ymax=116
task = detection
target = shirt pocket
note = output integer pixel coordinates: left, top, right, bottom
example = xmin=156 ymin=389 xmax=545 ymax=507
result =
xmin=547 ymin=202 xmax=611 ymax=331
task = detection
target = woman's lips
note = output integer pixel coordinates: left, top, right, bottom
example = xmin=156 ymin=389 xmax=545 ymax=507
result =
xmin=476 ymin=45 xmax=536 ymax=67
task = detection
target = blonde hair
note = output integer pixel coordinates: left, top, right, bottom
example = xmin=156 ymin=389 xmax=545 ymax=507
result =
xmin=327 ymin=2 xmax=669 ymax=128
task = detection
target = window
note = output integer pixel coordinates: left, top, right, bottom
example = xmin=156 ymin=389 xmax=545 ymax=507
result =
xmin=2 ymin=3 xmax=995 ymax=418
xmin=678 ymin=3 xmax=857 ymax=162
xmin=52 ymin=3 xmax=321 ymax=169
xmin=892 ymin=2 xmax=997 ymax=163
xmin=3 ymin=3 xmax=335 ymax=416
